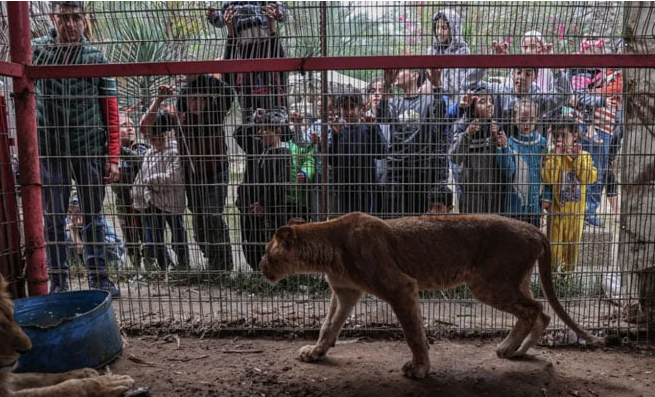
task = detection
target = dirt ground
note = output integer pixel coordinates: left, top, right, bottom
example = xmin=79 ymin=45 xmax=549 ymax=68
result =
xmin=109 ymin=335 xmax=654 ymax=397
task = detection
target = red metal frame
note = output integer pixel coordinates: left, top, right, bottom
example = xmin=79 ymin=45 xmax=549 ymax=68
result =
xmin=0 ymin=61 xmax=24 ymax=78
xmin=7 ymin=2 xmax=48 ymax=296
xmin=25 ymin=54 xmax=654 ymax=79
xmin=0 ymin=94 xmax=24 ymax=297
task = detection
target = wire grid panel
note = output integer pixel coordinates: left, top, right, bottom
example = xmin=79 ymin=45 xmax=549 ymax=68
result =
xmin=3 ymin=2 xmax=653 ymax=341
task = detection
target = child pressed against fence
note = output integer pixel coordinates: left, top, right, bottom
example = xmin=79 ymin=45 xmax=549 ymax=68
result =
xmin=329 ymin=91 xmax=387 ymax=215
xmin=131 ymin=110 xmax=189 ymax=271
xmin=112 ymin=112 xmax=149 ymax=267
xmin=234 ymin=110 xmax=298 ymax=270
xmin=541 ymin=117 xmax=598 ymax=273
xmin=449 ymin=88 xmax=505 ymax=215
xmin=428 ymin=184 xmax=454 ymax=214
xmin=496 ymin=98 xmax=548 ymax=227
xmin=253 ymin=111 xmax=296 ymax=267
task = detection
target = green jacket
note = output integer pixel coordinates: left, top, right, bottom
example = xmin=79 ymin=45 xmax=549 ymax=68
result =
xmin=286 ymin=140 xmax=315 ymax=210
xmin=32 ymin=30 xmax=117 ymax=157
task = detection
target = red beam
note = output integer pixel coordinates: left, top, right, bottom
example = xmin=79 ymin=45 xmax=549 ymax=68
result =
xmin=7 ymin=2 xmax=48 ymax=297
xmin=0 ymin=61 xmax=24 ymax=78
xmin=25 ymin=54 xmax=655 ymax=79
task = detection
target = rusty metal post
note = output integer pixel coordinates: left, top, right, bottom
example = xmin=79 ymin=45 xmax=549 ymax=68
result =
xmin=7 ymin=1 xmax=48 ymax=296
xmin=0 ymin=90 xmax=25 ymax=297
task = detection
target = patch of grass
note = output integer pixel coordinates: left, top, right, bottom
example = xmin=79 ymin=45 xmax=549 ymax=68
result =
xmin=419 ymin=285 xmax=473 ymax=300
xmin=228 ymin=272 xmax=330 ymax=297
xmin=531 ymin=274 xmax=602 ymax=299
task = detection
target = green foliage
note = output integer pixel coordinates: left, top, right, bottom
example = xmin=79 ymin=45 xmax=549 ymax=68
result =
xmin=224 ymin=272 xmax=331 ymax=297
xmin=531 ymin=275 xmax=604 ymax=299
xmin=419 ymin=285 xmax=473 ymax=300
xmin=88 ymin=1 xmax=220 ymax=111
xmin=282 ymin=2 xmax=396 ymax=82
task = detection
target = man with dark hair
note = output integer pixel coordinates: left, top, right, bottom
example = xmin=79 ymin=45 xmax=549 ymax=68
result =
xmin=33 ymin=1 xmax=121 ymax=296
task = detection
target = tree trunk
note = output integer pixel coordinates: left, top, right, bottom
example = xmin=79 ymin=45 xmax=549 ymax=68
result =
xmin=620 ymin=2 xmax=655 ymax=327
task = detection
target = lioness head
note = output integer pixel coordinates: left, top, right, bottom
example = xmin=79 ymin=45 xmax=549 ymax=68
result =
xmin=259 ymin=226 xmax=299 ymax=284
xmin=0 ymin=275 xmax=32 ymax=373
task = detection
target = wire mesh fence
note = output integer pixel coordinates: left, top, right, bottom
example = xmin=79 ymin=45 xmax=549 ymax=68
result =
xmin=0 ymin=1 xmax=653 ymax=343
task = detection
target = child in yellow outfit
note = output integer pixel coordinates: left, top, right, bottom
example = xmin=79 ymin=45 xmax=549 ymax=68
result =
xmin=542 ymin=118 xmax=598 ymax=273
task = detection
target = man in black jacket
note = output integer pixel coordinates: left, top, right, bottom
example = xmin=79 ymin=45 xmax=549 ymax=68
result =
xmin=377 ymin=68 xmax=449 ymax=217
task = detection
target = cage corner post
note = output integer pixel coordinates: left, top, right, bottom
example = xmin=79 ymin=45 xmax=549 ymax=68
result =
xmin=7 ymin=1 xmax=48 ymax=296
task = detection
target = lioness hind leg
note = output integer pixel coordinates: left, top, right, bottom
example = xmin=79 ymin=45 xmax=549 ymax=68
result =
xmin=469 ymin=282 xmax=543 ymax=359
xmin=496 ymin=300 xmax=544 ymax=358
xmin=298 ymin=287 xmax=362 ymax=363
xmin=496 ymin=320 xmax=533 ymax=358
xmin=514 ymin=312 xmax=551 ymax=356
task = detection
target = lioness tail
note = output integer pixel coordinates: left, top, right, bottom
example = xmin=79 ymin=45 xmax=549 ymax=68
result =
xmin=537 ymin=236 xmax=606 ymax=346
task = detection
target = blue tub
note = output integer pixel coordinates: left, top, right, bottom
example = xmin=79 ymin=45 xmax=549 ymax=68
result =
xmin=14 ymin=290 xmax=123 ymax=373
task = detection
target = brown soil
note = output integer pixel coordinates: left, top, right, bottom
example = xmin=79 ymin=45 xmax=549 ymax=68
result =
xmin=110 ymin=336 xmax=654 ymax=397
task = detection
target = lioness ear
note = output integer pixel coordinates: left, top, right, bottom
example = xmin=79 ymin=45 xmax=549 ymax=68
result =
xmin=275 ymin=226 xmax=297 ymax=245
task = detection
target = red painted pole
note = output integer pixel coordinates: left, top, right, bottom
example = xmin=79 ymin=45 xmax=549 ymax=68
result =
xmin=7 ymin=1 xmax=48 ymax=296
xmin=0 ymin=92 xmax=25 ymax=297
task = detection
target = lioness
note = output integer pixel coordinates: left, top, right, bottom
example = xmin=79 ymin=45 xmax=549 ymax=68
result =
xmin=260 ymin=212 xmax=606 ymax=379
xmin=0 ymin=275 xmax=134 ymax=397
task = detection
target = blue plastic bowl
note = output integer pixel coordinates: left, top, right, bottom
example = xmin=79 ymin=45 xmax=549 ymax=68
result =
xmin=13 ymin=290 xmax=123 ymax=373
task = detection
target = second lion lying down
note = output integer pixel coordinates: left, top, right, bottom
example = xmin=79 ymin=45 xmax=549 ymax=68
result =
xmin=259 ymin=212 xmax=605 ymax=379
xmin=0 ymin=274 xmax=134 ymax=397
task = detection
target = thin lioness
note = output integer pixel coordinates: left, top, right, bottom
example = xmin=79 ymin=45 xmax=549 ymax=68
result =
xmin=260 ymin=212 xmax=606 ymax=379
xmin=0 ymin=275 xmax=134 ymax=397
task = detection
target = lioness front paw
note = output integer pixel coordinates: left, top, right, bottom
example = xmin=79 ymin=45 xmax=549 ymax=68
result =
xmin=64 ymin=368 xmax=99 ymax=379
xmin=401 ymin=360 xmax=430 ymax=379
xmin=94 ymin=375 xmax=135 ymax=397
xmin=496 ymin=344 xmax=523 ymax=359
xmin=496 ymin=348 xmax=525 ymax=359
xmin=297 ymin=344 xmax=326 ymax=362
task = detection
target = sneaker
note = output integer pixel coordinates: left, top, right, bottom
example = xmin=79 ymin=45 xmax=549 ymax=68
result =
xmin=89 ymin=277 xmax=121 ymax=298
xmin=584 ymin=215 xmax=605 ymax=228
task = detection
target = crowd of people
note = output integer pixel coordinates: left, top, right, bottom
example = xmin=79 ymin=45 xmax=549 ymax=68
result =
xmin=34 ymin=1 xmax=624 ymax=296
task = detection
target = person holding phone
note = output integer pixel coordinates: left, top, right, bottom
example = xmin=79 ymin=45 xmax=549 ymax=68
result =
xmin=449 ymin=88 xmax=506 ymax=214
